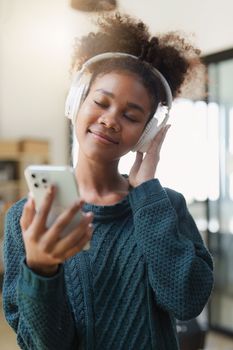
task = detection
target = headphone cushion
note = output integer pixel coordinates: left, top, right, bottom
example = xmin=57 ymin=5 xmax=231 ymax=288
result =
xmin=70 ymin=83 xmax=89 ymax=125
xmin=132 ymin=117 xmax=159 ymax=153
xmin=65 ymin=72 xmax=91 ymax=125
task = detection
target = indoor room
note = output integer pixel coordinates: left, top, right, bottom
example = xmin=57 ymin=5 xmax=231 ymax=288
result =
xmin=1 ymin=0 xmax=233 ymax=349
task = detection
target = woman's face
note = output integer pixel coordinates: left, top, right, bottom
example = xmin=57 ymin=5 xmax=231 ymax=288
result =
xmin=75 ymin=71 xmax=152 ymax=162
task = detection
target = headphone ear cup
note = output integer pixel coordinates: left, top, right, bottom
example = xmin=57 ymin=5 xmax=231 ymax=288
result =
xmin=65 ymin=71 xmax=91 ymax=125
xmin=132 ymin=117 xmax=159 ymax=153
xmin=70 ymin=82 xmax=89 ymax=125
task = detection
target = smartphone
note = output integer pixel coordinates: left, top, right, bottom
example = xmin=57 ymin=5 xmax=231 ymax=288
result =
xmin=24 ymin=165 xmax=90 ymax=249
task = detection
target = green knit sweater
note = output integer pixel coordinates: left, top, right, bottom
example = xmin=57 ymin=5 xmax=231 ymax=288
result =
xmin=3 ymin=179 xmax=213 ymax=350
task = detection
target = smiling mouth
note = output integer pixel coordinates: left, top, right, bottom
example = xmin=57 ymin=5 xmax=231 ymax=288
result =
xmin=88 ymin=130 xmax=119 ymax=145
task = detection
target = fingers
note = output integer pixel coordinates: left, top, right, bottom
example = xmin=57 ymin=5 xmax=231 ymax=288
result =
xmin=20 ymin=196 xmax=36 ymax=232
xmin=157 ymin=124 xmax=171 ymax=152
xmin=40 ymin=200 xmax=85 ymax=251
xmin=148 ymin=124 xmax=171 ymax=154
xmin=50 ymin=199 xmax=84 ymax=234
xmin=156 ymin=124 xmax=170 ymax=144
xmin=31 ymin=186 xmax=56 ymax=238
xmin=63 ymin=222 xmax=93 ymax=259
xmin=50 ymin=212 xmax=93 ymax=257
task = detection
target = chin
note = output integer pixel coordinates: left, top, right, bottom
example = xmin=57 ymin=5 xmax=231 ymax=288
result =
xmin=83 ymin=147 xmax=120 ymax=163
xmin=79 ymin=137 xmax=133 ymax=162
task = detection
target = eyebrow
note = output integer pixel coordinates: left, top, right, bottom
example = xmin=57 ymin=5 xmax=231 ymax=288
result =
xmin=95 ymin=89 xmax=145 ymax=114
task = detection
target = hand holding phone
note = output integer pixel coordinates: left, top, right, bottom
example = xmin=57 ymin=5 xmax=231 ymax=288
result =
xmin=22 ymin=165 xmax=93 ymax=276
xmin=24 ymin=165 xmax=86 ymax=237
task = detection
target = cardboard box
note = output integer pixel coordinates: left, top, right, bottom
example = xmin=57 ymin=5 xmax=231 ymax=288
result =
xmin=19 ymin=139 xmax=49 ymax=155
xmin=0 ymin=140 xmax=20 ymax=158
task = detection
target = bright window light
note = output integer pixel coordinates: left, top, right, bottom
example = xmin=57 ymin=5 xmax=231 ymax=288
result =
xmin=207 ymin=103 xmax=220 ymax=201
xmin=229 ymin=107 xmax=233 ymax=154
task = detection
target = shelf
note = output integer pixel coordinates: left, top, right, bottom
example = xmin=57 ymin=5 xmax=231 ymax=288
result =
xmin=0 ymin=138 xmax=50 ymax=279
xmin=0 ymin=180 xmax=20 ymax=188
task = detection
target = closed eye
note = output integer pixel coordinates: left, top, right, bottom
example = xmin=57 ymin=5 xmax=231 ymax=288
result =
xmin=123 ymin=114 xmax=138 ymax=122
xmin=94 ymin=100 xmax=138 ymax=122
xmin=94 ymin=100 xmax=108 ymax=108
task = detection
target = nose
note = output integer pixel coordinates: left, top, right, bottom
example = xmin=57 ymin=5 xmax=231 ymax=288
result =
xmin=98 ymin=111 xmax=121 ymax=132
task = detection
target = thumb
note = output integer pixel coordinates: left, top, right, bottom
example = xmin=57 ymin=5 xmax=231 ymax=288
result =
xmin=20 ymin=196 xmax=36 ymax=233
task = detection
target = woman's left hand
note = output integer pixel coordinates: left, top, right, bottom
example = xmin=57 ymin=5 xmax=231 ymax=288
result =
xmin=129 ymin=124 xmax=171 ymax=187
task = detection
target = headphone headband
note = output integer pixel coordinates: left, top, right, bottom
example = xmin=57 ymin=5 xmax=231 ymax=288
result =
xmin=81 ymin=52 xmax=173 ymax=109
xmin=65 ymin=52 xmax=173 ymax=122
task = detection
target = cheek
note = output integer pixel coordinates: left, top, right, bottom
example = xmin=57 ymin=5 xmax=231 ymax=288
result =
xmin=80 ymin=100 xmax=95 ymax=115
xmin=77 ymin=102 xmax=94 ymax=123
xmin=75 ymin=104 xmax=96 ymax=136
xmin=122 ymin=125 xmax=144 ymax=147
xmin=74 ymin=116 xmax=85 ymax=144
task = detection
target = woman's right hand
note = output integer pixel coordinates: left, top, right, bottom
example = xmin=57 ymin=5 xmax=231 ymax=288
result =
xmin=20 ymin=186 xmax=93 ymax=276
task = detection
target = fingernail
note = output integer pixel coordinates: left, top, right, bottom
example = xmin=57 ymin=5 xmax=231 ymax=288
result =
xmin=85 ymin=212 xmax=93 ymax=219
xmin=27 ymin=197 xmax=33 ymax=205
xmin=28 ymin=191 xmax=34 ymax=199
xmin=47 ymin=186 xmax=52 ymax=194
xmin=48 ymin=185 xmax=55 ymax=194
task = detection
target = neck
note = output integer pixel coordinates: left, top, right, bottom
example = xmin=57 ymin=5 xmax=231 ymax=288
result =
xmin=75 ymin=152 xmax=129 ymax=204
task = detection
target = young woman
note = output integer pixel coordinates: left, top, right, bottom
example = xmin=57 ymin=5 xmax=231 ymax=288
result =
xmin=3 ymin=13 xmax=213 ymax=350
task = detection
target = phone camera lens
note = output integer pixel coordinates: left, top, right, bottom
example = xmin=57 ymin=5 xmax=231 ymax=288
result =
xmin=42 ymin=178 xmax=47 ymax=183
xmin=34 ymin=183 xmax=39 ymax=188
xmin=31 ymin=174 xmax=36 ymax=178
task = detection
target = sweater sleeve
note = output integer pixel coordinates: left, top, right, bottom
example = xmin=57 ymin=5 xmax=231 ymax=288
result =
xmin=2 ymin=200 xmax=78 ymax=350
xmin=129 ymin=179 xmax=214 ymax=321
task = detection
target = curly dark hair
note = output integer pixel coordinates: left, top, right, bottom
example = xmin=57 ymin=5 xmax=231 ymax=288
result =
xmin=71 ymin=12 xmax=202 ymax=112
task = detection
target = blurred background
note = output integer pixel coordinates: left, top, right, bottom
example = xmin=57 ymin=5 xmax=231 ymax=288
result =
xmin=1 ymin=0 xmax=233 ymax=349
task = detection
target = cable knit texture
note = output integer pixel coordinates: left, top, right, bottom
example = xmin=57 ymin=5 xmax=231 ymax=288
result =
xmin=3 ymin=179 xmax=214 ymax=350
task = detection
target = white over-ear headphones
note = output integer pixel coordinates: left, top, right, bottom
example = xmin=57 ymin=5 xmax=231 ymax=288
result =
xmin=65 ymin=52 xmax=172 ymax=153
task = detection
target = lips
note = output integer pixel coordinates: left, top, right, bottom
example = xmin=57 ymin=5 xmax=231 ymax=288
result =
xmin=88 ymin=128 xmax=119 ymax=144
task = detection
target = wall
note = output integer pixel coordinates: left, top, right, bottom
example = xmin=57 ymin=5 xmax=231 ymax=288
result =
xmin=0 ymin=0 xmax=94 ymax=163
xmin=0 ymin=0 xmax=232 ymax=163
xmin=119 ymin=0 xmax=233 ymax=55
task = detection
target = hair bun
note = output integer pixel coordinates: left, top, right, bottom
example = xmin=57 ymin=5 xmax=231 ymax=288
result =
xmin=149 ymin=37 xmax=159 ymax=46
xmin=72 ymin=13 xmax=202 ymax=98
xmin=147 ymin=37 xmax=159 ymax=62
xmin=139 ymin=40 xmax=150 ymax=61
